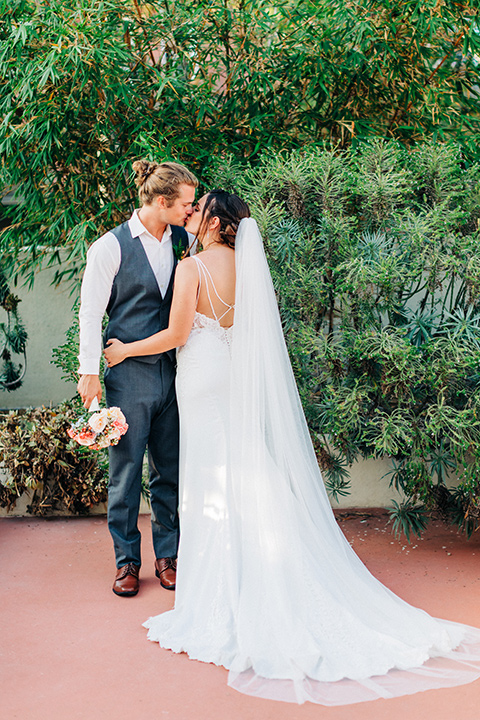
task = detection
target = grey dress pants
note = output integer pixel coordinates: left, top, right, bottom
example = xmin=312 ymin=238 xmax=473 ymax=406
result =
xmin=104 ymin=354 xmax=179 ymax=568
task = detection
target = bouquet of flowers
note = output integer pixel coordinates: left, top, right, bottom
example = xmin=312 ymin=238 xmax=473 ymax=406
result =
xmin=68 ymin=405 xmax=128 ymax=450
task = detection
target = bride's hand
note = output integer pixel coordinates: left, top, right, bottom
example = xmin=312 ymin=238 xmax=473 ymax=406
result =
xmin=104 ymin=338 xmax=128 ymax=367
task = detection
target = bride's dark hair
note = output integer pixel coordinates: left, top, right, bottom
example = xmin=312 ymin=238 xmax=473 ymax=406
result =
xmin=199 ymin=190 xmax=250 ymax=249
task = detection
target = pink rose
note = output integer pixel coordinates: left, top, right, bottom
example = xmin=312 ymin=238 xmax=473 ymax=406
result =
xmin=77 ymin=430 xmax=96 ymax=447
xmin=112 ymin=419 xmax=128 ymax=436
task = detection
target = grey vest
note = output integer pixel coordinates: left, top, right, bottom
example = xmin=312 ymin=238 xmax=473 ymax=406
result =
xmin=104 ymin=221 xmax=189 ymax=364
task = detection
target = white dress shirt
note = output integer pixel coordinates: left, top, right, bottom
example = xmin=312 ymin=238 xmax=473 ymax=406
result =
xmin=78 ymin=209 xmax=195 ymax=375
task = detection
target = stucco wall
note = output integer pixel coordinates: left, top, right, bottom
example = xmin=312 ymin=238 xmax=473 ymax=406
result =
xmin=1 ymin=264 xmax=78 ymax=410
xmin=0 ymin=267 xmax=407 ymax=512
xmin=0 ymin=458 xmax=404 ymax=517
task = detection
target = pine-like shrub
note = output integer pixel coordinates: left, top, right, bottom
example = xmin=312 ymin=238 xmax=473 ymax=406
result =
xmin=204 ymin=141 xmax=480 ymax=537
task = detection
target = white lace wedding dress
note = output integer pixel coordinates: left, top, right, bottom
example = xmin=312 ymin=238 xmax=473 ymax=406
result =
xmin=144 ymin=219 xmax=480 ymax=705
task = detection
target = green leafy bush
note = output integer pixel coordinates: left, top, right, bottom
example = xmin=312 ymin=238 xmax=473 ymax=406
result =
xmin=204 ymin=141 xmax=480 ymax=538
xmin=5 ymin=125 xmax=480 ymax=538
xmin=44 ymin=139 xmax=480 ymax=537
xmin=0 ymin=402 xmax=108 ymax=515
xmin=1 ymin=0 xmax=479 ymax=286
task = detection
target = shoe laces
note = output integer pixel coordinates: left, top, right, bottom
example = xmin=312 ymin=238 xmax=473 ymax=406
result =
xmin=118 ymin=562 xmax=139 ymax=579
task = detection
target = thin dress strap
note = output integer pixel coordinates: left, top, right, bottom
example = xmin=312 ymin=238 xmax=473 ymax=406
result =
xmin=193 ymin=256 xmax=235 ymax=322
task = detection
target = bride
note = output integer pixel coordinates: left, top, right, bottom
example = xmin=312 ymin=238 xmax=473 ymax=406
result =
xmin=104 ymin=190 xmax=480 ymax=706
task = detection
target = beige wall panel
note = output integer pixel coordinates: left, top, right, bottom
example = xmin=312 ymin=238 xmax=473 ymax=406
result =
xmin=1 ymin=265 xmax=78 ymax=409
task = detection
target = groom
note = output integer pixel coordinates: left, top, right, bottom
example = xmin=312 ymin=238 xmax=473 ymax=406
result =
xmin=77 ymin=160 xmax=198 ymax=596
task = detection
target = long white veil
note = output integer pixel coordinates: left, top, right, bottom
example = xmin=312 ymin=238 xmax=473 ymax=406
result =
xmin=227 ymin=218 xmax=480 ymax=705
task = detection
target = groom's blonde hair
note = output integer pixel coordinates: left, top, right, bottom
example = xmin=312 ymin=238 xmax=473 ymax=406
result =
xmin=132 ymin=160 xmax=198 ymax=206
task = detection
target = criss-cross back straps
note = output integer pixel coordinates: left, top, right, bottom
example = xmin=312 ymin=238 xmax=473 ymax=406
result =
xmin=193 ymin=256 xmax=235 ymax=322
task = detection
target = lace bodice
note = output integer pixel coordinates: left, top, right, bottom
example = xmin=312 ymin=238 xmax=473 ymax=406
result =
xmin=189 ymin=311 xmax=233 ymax=353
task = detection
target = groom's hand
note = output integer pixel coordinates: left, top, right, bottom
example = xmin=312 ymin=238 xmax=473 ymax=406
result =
xmin=77 ymin=374 xmax=102 ymax=409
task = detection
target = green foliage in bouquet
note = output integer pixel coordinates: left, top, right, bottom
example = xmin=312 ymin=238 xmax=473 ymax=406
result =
xmin=204 ymin=140 xmax=480 ymax=540
xmin=0 ymin=402 xmax=108 ymax=515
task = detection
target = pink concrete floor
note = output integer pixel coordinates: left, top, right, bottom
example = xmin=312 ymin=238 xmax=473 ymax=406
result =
xmin=1 ymin=510 xmax=480 ymax=720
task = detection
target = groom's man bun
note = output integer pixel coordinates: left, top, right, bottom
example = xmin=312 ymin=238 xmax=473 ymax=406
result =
xmin=132 ymin=159 xmax=198 ymax=206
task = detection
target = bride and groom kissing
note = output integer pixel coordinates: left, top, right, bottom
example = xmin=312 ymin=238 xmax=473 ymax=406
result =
xmin=77 ymin=159 xmax=480 ymax=706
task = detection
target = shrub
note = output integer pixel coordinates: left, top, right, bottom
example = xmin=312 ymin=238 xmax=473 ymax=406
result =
xmin=10 ymin=138 xmax=480 ymax=539
xmin=1 ymin=0 xmax=479 ymax=287
xmin=0 ymin=402 xmax=108 ymax=515
xmin=204 ymin=141 xmax=480 ymax=538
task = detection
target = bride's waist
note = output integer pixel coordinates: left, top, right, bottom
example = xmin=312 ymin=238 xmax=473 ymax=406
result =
xmin=177 ymin=314 xmax=233 ymax=355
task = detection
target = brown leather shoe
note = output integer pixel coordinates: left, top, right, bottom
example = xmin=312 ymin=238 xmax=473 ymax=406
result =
xmin=155 ymin=557 xmax=177 ymax=590
xmin=112 ymin=563 xmax=140 ymax=597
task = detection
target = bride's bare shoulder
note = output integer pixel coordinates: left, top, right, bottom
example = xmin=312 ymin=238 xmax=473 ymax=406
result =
xmin=175 ymin=256 xmax=198 ymax=278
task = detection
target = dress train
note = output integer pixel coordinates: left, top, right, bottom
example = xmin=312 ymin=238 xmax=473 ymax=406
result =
xmin=144 ymin=220 xmax=480 ymax=705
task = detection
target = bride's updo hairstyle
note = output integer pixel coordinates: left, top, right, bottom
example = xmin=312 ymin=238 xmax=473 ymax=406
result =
xmin=199 ymin=190 xmax=250 ymax=249
xmin=132 ymin=159 xmax=198 ymax=206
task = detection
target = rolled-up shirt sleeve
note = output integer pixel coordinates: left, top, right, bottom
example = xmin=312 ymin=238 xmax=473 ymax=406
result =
xmin=78 ymin=233 xmax=120 ymax=375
